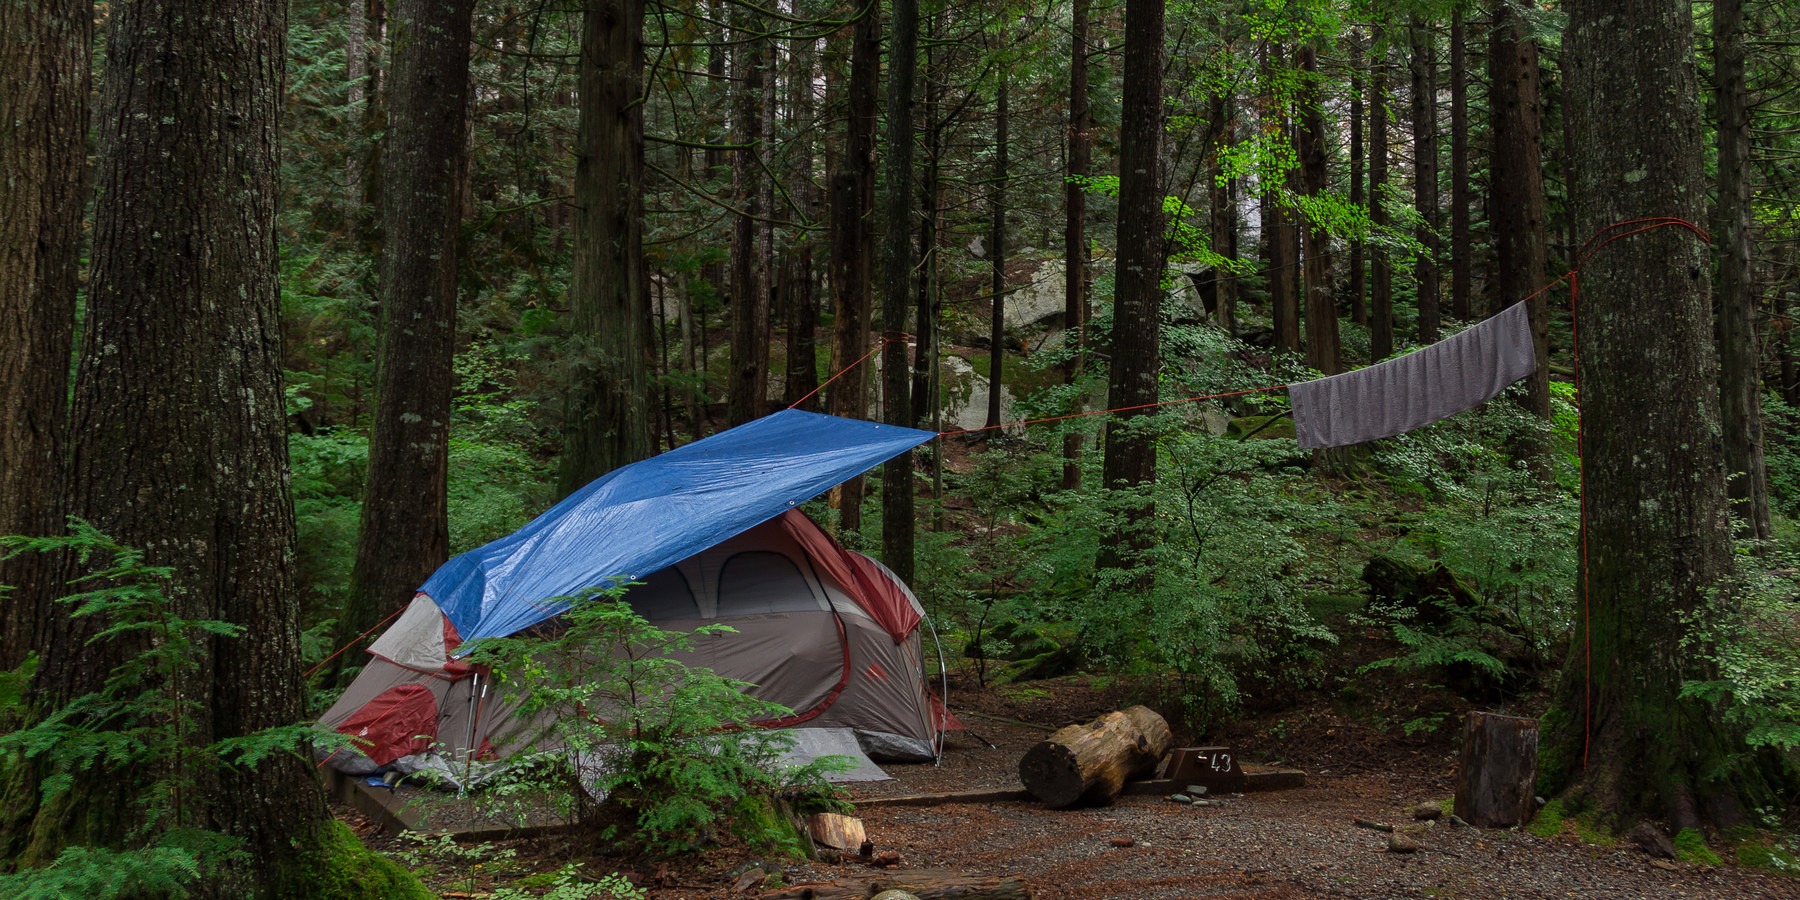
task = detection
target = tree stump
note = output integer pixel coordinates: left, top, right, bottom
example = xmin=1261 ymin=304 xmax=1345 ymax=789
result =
xmin=1453 ymin=711 xmax=1538 ymax=827
xmin=1018 ymin=705 xmax=1173 ymax=807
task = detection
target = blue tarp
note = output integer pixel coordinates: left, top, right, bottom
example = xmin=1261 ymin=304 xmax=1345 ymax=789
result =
xmin=424 ymin=410 xmax=937 ymax=645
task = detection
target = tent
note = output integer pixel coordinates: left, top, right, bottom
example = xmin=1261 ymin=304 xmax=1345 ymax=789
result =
xmin=318 ymin=410 xmax=953 ymax=782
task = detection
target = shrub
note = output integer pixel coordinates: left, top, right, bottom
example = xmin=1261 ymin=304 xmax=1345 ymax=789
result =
xmin=465 ymin=591 xmax=847 ymax=854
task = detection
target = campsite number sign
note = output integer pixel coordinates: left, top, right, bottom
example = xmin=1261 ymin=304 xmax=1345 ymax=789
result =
xmin=1163 ymin=745 xmax=1246 ymax=789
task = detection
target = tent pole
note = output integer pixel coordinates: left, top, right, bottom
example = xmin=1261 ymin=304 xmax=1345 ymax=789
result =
xmin=925 ymin=612 xmax=949 ymax=765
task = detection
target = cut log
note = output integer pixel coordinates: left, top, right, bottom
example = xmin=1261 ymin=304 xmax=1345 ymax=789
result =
xmin=809 ymin=813 xmax=868 ymax=851
xmin=1017 ymin=705 xmax=1173 ymax=807
xmin=762 ymin=870 xmax=1030 ymax=899
xmin=1452 ymin=711 xmax=1538 ymax=827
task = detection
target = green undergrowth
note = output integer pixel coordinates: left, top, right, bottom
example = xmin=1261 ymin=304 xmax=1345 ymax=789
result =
xmin=1729 ymin=827 xmax=1800 ymax=874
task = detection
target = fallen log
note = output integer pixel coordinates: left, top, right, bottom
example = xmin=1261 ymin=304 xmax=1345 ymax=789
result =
xmin=1017 ymin=705 xmax=1172 ymax=807
xmin=762 ymin=870 xmax=1030 ymax=899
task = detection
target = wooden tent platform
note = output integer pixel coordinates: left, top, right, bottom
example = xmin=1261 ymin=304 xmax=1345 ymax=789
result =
xmin=325 ymin=768 xmax=572 ymax=839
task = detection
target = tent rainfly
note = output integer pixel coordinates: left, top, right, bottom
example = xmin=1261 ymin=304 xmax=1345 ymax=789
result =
xmin=318 ymin=410 xmax=956 ymax=782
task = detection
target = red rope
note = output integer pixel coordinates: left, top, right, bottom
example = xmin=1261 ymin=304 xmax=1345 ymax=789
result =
xmin=305 ymin=602 xmax=409 ymax=678
xmin=1557 ymin=216 xmax=1709 ymax=771
xmin=787 ymin=334 xmax=914 ymax=411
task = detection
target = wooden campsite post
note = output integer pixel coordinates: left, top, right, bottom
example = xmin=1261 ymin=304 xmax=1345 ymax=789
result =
xmin=1018 ymin=705 xmax=1173 ymax=807
xmin=1453 ymin=711 xmax=1539 ymax=827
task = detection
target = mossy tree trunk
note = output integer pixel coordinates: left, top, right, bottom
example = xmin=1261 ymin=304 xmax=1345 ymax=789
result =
xmin=827 ymin=4 xmax=878 ymax=537
xmin=1488 ymin=0 xmax=1551 ymax=426
xmin=1099 ymin=0 xmax=1165 ymax=570
xmin=4 ymin=0 xmax=392 ymax=892
xmin=0 ymin=0 xmax=86 ymax=674
xmin=1550 ymin=0 xmax=1776 ymax=830
xmin=881 ymin=0 xmax=918 ymax=582
xmin=559 ymin=0 xmax=652 ymax=492
xmin=338 ymin=0 xmax=475 ymax=677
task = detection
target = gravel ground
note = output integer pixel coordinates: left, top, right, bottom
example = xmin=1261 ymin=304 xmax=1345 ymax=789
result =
xmin=770 ymin=706 xmax=1800 ymax=900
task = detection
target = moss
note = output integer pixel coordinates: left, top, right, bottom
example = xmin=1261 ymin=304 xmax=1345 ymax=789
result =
xmin=272 ymin=819 xmax=434 ymax=900
xmin=731 ymin=794 xmax=811 ymax=859
xmin=1526 ymin=798 xmax=1566 ymax=838
xmin=1673 ymin=828 xmax=1722 ymax=866
xmin=1525 ymin=798 xmax=1613 ymax=846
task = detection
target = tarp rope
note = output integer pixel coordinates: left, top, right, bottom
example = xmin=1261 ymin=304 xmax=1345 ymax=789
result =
xmin=305 ymin=602 xmax=409 ymax=679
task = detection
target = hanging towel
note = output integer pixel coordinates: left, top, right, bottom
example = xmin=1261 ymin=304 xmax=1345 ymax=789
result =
xmin=1288 ymin=301 xmax=1537 ymax=450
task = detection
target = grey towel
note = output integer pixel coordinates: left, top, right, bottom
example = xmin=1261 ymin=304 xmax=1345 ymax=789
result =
xmin=1288 ymin=301 xmax=1537 ymax=450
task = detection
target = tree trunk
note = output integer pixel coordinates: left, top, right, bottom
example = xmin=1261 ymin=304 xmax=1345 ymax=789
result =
xmin=1449 ymin=9 xmax=1471 ymax=321
xmin=828 ymin=8 xmax=879 ymax=538
xmin=339 ymin=0 xmax=475 ymax=678
xmin=1369 ymin=29 xmax=1394 ymax=360
xmin=1554 ymin=0 xmax=1770 ymax=829
xmin=1410 ymin=18 xmax=1440 ymax=344
xmin=986 ymin=76 xmax=1009 ymax=430
xmin=559 ymin=0 xmax=651 ymax=492
xmin=0 ymin=0 xmax=85 ymax=673
xmin=1019 ymin=706 xmax=1173 ymax=808
xmin=881 ymin=0 xmax=918 ymax=582
xmin=782 ymin=39 xmax=821 ymax=411
xmin=1100 ymin=0 xmax=1165 ymax=566
xmin=1301 ymin=45 xmax=1346 ymax=471
xmin=1454 ymin=712 xmax=1539 ymax=828
xmin=1347 ymin=30 xmax=1366 ymax=331
xmin=1208 ymin=90 xmax=1239 ymax=337
xmin=1062 ymin=0 xmax=1091 ymax=490
xmin=728 ymin=25 xmax=770 ymax=427
xmin=1488 ymin=0 xmax=1551 ymax=426
xmin=13 ymin=0 xmax=361 ymax=888
xmin=1713 ymin=0 xmax=1771 ymax=540
xmin=1299 ymin=46 xmax=1338 ymax=380
xmin=913 ymin=13 xmax=944 ymax=431
xmin=1266 ymin=45 xmax=1300 ymax=354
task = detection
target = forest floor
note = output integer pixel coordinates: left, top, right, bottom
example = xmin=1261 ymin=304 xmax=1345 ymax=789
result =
xmin=346 ymin=665 xmax=1800 ymax=899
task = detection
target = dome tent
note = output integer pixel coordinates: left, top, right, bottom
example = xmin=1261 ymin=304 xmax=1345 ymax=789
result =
xmin=318 ymin=410 xmax=954 ymax=782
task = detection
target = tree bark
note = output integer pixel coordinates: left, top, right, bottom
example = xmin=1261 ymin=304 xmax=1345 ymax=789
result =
xmin=1209 ymin=92 xmax=1238 ymax=338
xmin=986 ymin=76 xmax=1009 ymax=431
xmin=13 ymin=0 xmax=351 ymax=887
xmin=783 ymin=40 xmax=821 ymax=412
xmin=1554 ymin=0 xmax=1768 ymax=829
xmin=1062 ymin=0 xmax=1092 ymax=490
xmin=1488 ymin=0 xmax=1551 ymax=425
xmin=1713 ymin=0 xmax=1771 ymax=540
xmin=1454 ymin=712 xmax=1540 ymax=828
xmin=559 ymin=0 xmax=651 ymax=491
xmin=881 ymin=0 xmax=918 ymax=582
xmin=1347 ymin=30 xmax=1366 ymax=331
xmin=1369 ymin=29 xmax=1394 ymax=361
xmin=1266 ymin=45 xmax=1300 ymax=354
xmin=0 ymin=0 xmax=86 ymax=673
xmin=339 ymin=0 xmax=475 ymax=678
xmin=1449 ymin=9 xmax=1471 ymax=321
xmin=1410 ymin=18 xmax=1440 ymax=344
xmin=1100 ymin=0 xmax=1165 ymax=566
xmin=1019 ymin=706 xmax=1173 ymax=807
xmin=1299 ymin=46 xmax=1339 ymax=379
xmin=828 ymin=7 xmax=879 ymax=537
xmin=728 ymin=23 xmax=771 ymax=427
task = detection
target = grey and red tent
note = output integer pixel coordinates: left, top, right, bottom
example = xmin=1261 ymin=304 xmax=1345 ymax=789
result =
xmin=318 ymin=411 xmax=957 ymax=781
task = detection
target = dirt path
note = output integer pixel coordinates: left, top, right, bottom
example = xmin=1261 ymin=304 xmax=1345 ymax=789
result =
xmin=773 ymin=707 xmax=1800 ymax=900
